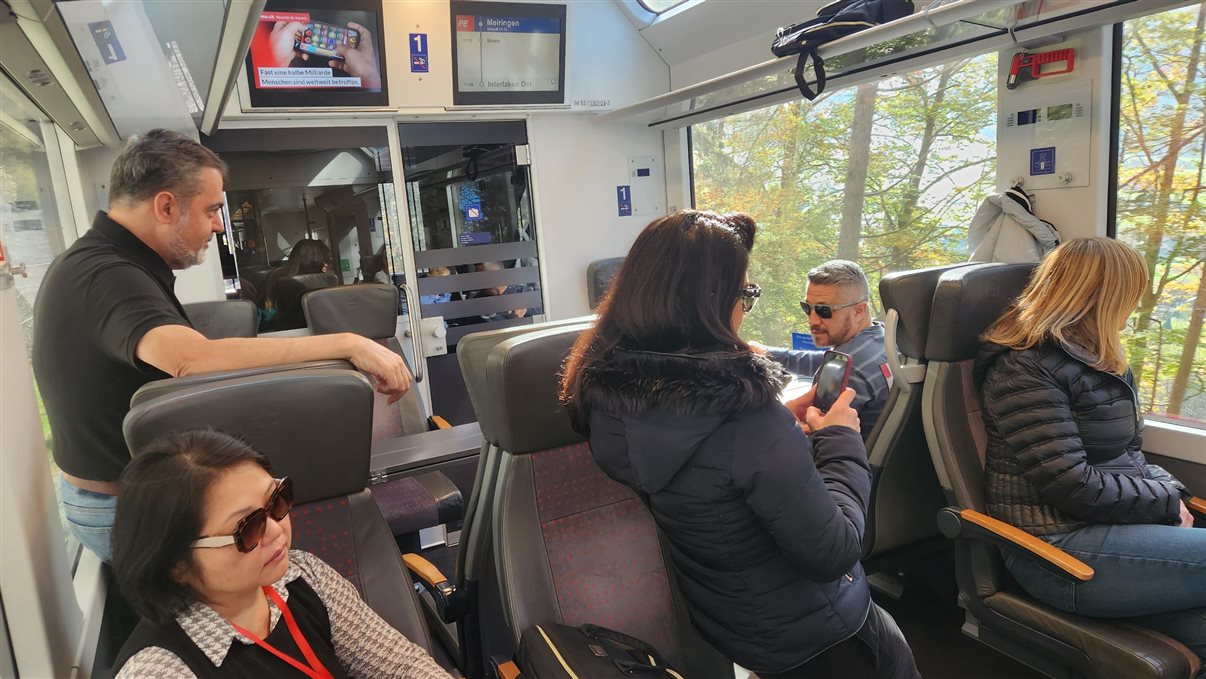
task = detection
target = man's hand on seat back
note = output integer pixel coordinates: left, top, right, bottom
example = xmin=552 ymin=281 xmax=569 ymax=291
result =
xmin=345 ymin=336 xmax=412 ymax=403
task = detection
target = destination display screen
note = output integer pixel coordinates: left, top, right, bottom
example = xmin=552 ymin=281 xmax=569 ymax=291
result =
xmin=450 ymin=2 xmax=566 ymax=105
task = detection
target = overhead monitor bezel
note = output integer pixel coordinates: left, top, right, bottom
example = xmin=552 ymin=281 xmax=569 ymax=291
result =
xmin=450 ymin=1 xmax=568 ymax=106
xmin=244 ymin=0 xmax=390 ymax=109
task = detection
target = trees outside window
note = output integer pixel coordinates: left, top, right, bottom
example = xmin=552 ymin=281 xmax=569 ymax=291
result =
xmin=692 ymin=52 xmax=998 ymax=348
xmin=1117 ymin=3 xmax=1205 ymax=425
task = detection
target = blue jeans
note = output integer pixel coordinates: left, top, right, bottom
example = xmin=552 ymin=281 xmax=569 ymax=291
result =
xmin=1006 ymin=522 xmax=1206 ymax=660
xmin=58 ymin=475 xmax=117 ymax=562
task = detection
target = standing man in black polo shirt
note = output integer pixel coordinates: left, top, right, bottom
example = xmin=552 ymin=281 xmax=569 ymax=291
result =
xmin=32 ymin=129 xmax=412 ymax=561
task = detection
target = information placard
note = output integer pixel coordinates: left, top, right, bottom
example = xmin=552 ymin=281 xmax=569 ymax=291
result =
xmin=450 ymin=1 xmax=566 ymax=106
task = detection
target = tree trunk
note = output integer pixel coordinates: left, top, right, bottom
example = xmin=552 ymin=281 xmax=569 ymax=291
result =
xmin=1167 ymin=257 xmax=1206 ymax=415
xmin=838 ymin=83 xmax=879 ymax=260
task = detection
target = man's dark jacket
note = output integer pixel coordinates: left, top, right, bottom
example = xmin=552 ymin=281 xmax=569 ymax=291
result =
xmin=975 ymin=341 xmax=1185 ymax=537
xmin=576 ymin=348 xmax=872 ymax=674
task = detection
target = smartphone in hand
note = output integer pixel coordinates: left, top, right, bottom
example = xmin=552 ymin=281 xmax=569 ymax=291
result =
xmin=813 ymin=350 xmax=852 ymax=413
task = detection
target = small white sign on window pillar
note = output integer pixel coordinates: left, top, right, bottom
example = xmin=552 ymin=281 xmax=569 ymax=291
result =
xmin=628 ymin=156 xmax=663 ymax=216
xmin=999 ymin=79 xmax=1092 ymax=191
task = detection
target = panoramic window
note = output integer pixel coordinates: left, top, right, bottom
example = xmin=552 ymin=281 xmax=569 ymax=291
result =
xmin=638 ymin=0 xmax=691 ymax=14
xmin=1115 ymin=3 xmax=1205 ymax=427
xmin=691 ymin=52 xmax=998 ymax=346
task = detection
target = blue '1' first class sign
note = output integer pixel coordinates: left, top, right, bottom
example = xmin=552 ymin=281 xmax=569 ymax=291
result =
xmin=617 ymin=186 xmax=632 ymax=217
xmin=410 ymin=33 xmax=429 ymax=73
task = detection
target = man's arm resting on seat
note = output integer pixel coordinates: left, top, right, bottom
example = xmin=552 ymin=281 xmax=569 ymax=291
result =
xmin=136 ymin=324 xmax=411 ymax=400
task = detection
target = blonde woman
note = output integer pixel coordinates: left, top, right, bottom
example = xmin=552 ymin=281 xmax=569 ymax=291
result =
xmin=975 ymin=237 xmax=1203 ymax=659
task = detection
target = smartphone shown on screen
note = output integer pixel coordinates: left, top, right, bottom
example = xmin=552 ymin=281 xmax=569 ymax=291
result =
xmin=294 ymin=21 xmax=359 ymax=60
xmin=813 ymin=350 xmax=853 ymax=413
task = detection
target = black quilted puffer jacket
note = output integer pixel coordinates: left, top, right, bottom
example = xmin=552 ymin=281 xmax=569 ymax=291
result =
xmin=975 ymin=341 xmax=1186 ymax=537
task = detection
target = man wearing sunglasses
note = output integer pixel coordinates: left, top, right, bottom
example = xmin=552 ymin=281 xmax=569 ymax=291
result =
xmin=750 ymin=260 xmax=889 ymax=440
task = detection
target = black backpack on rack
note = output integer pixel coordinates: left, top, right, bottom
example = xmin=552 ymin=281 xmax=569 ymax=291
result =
xmin=772 ymin=0 xmax=915 ymax=100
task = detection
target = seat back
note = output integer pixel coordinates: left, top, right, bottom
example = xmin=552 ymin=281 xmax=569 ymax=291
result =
xmin=586 ymin=257 xmax=623 ymax=309
xmin=184 ymin=300 xmax=258 ymax=339
xmin=863 ymin=263 xmax=971 ymax=559
xmin=274 ymin=272 xmax=340 ymax=331
xmin=122 ymin=368 xmax=434 ymax=652
xmin=303 ymin=284 xmax=429 ymax=437
xmin=477 ymin=326 xmax=729 ymax=676
xmin=921 ymin=263 xmax=1034 ymax=596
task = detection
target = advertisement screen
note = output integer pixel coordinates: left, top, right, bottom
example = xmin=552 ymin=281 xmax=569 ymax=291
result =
xmin=451 ymin=1 xmax=566 ymax=106
xmin=244 ymin=0 xmax=388 ymax=108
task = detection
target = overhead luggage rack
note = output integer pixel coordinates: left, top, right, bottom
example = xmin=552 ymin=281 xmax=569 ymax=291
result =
xmin=597 ymin=0 xmax=1188 ymax=129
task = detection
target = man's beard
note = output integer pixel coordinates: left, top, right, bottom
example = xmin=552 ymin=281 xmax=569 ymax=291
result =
xmin=167 ymin=213 xmax=208 ymax=269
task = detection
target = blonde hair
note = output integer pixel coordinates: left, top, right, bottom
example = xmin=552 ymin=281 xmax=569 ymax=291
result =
xmin=982 ymin=237 xmax=1148 ymax=374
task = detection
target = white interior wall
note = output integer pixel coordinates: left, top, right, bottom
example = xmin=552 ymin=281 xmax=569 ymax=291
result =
xmin=527 ymin=116 xmax=666 ymax=319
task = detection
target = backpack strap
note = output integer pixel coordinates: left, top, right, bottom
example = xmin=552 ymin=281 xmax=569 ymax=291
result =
xmin=793 ymin=46 xmax=827 ymax=100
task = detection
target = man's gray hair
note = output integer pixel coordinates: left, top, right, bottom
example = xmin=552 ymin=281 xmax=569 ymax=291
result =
xmin=108 ymin=129 xmax=227 ymax=205
xmin=807 ymin=259 xmax=870 ymax=300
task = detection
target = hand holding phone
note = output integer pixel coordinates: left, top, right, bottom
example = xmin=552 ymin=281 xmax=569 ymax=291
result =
xmin=804 ymin=387 xmax=860 ymax=434
xmin=813 ymin=350 xmax=852 ymax=413
xmin=294 ymin=20 xmax=360 ymax=61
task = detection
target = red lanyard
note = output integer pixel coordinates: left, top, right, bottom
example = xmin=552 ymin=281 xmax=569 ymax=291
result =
xmin=229 ymin=586 xmax=335 ymax=679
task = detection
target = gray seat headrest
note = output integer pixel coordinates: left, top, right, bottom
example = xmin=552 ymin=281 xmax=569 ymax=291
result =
xmin=184 ymin=300 xmax=258 ymax=339
xmin=130 ymin=360 xmax=352 ymax=410
xmin=304 ymin=284 xmax=399 ymax=339
xmin=587 ymin=258 xmax=623 ymax=309
xmin=483 ymin=325 xmax=587 ymax=454
xmin=124 ymin=369 xmax=373 ymax=504
xmin=926 ymin=263 xmax=1035 ymax=362
xmin=458 ymin=318 xmax=594 ymax=444
xmin=879 ymin=263 xmax=974 ymax=359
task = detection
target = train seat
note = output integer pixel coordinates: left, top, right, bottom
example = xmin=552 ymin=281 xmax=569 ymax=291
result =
xmin=122 ymin=367 xmax=436 ymax=653
xmin=273 ymin=271 xmax=340 ymax=331
xmin=586 ymin=257 xmax=623 ymax=309
xmin=183 ymin=300 xmax=258 ymax=339
xmin=862 ymin=263 xmax=971 ymax=566
xmin=302 ymin=283 xmax=431 ymax=438
xmin=478 ymin=325 xmax=731 ymax=677
xmin=921 ymin=263 xmax=1201 ymax=679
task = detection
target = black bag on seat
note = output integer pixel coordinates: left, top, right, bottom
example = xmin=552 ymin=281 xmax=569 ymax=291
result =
xmin=519 ymin=623 xmax=684 ymax=678
xmin=772 ymin=0 xmax=915 ymax=100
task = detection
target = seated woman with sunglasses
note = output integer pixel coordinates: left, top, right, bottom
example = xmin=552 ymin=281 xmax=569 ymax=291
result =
xmin=110 ymin=429 xmax=451 ymax=678
xmin=560 ymin=210 xmax=919 ymax=678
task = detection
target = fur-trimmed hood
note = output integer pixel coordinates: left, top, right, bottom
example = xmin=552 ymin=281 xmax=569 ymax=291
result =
xmin=579 ymin=348 xmax=791 ymax=493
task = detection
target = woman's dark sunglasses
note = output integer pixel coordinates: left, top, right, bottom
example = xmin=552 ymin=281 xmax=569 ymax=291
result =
xmin=737 ymin=283 xmax=762 ymax=313
xmin=192 ymin=477 xmax=294 ymax=553
xmin=800 ymin=299 xmax=864 ymax=319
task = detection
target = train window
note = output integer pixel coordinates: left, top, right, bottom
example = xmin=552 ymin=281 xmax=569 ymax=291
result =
xmin=637 ymin=0 xmax=692 ymax=13
xmin=1 ymin=74 xmax=74 ymax=548
xmin=691 ymin=51 xmax=998 ymax=346
xmin=1115 ymin=3 xmax=1205 ymax=428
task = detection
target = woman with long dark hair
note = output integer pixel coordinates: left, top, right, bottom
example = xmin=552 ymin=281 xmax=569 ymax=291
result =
xmin=110 ymin=430 xmax=450 ymax=678
xmin=560 ymin=210 xmax=918 ymax=678
xmin=978 ymin=237 xmax=1204 ymax=659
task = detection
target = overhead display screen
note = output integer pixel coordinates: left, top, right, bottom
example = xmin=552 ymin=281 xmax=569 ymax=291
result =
xmin=451 ymin=1 xmax=567 ymax=106
xmin=244 ymin=0 xmax=388 ymax=108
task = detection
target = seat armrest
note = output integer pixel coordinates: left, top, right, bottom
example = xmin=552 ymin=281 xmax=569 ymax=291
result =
xmin=402 ymin=553 xmax=469 ymax=622
xmin=491 ymin=657 xmax=522 ymax=679
xmin=937 ymin=507 xmax=1095 ymax=582
xmin=1186 ymin=496 xmax=1206 ymax=516
xmin=428 ymin=415 xmax=453 ymax=430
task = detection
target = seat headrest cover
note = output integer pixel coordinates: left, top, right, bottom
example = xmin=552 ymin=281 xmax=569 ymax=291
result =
xmin=926 ymin=263 xmax=1035 ymax=362
xmin=130 ymin=360 xmax=353 ymax=410
xmin=587 ymin=258 xmax=623 ymax=309
xmin=123 ymin=369 xmax=374 ymax=504
xmin=458 ymin=318 xmax=594 ymax=444
xmin=277 ymin=272 xmax=341 ymax=295
xmin=879 ymin=263 xmax=974 ymax=358
xmin=303 ymin=284 xmax=399 ymax=339
xmin=184 ymin=300 xmax=258 ymax=339
xmin=484 ymin=326 xmax=586 ymax=453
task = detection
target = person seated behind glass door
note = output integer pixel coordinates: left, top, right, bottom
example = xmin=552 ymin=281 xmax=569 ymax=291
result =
xmin=111 ymin=430 xmax=451 ymax=678
xmin=749 ymin=260 xmax=889 ymax=440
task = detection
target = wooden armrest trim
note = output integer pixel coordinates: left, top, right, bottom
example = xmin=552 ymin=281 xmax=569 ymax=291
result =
xmin=430 ymin=415 xmax=452 ymax=430
xmin=1186 ymin=496 xmax=1206 ymax=515
xmin=402 ymin=553 xmax=449 ymax=590
xmin=959 ymin=509 xmax=1095 ymax=581
xmin=494 ymin=660 xmax=521 ymax=679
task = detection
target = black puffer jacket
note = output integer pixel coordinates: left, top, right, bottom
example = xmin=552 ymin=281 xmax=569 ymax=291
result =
xmin=577 ymin=348 xmax=872 ymax=674
xmin=975 ymin=341 xmax=1186 ymax=536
